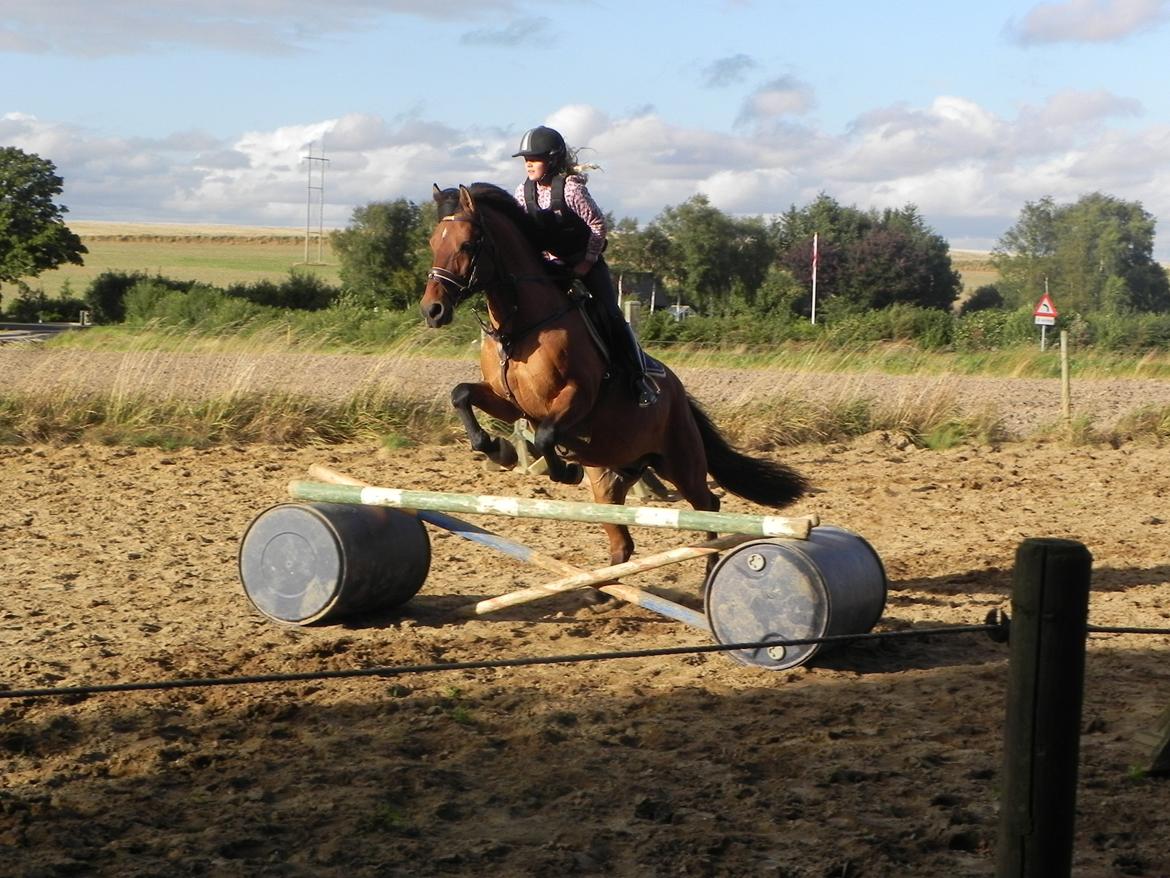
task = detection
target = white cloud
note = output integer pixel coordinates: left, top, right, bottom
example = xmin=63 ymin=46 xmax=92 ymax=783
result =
xmin=736 ymin=76 xmax=815 ymax=127
xmin=1009 ymin=0 xmax=1169 ymax=45
xmin=831 ymin=97 xmax=1006 ymax=181
xmin=7 ymin=92 xmax=1170 ymax=258
xmin=1031 ymin=89 xmax=1143 ymax=126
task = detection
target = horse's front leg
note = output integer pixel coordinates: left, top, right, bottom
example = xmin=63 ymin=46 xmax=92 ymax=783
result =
xmin=532 ymin=418 xmax=585 ymax=485
xmin=585 ymin=466 xmax=636 ymax=566
xmin=451 ymin=382 xmax=524 ymax=469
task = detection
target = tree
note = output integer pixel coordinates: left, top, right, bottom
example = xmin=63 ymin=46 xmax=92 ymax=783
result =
xmin=775 ymin=195 xmax=960 ymax=316
xmin=0 ymin=147 xmax=87 ymax=296
xmin=330 ymin=198 xmax=429 ymax=310
xmin=992 ymin=193 xmax=1170 ymax=313
xmin=650 ymin=195 xmax=776 ymax=314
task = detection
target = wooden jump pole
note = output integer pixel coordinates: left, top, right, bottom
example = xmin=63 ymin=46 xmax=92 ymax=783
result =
xmin=452 ymin=533 xmax=752 ymax=619
xmin=996 ymin=538 xmax=1092 ymax=878
xmin=302 ymin=466 xmax=720 ymax=627
xmin=288 ymin=481 xmax=818 ymax=539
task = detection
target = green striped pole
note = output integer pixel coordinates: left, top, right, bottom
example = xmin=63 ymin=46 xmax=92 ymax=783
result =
xmin=287 ymin=481 xmax=816 ymax=539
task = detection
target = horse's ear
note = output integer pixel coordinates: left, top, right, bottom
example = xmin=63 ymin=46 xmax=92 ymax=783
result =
xmin=432 ymin=183 xmax=443 ymax=203
xmin=458 ymin=184 xmax=475 ymax=215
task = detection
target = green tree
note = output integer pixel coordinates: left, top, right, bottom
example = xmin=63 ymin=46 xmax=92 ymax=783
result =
xmin=330 ymin=198 xmax=428 ymax=310
xmin=650 ymin=195 xmax=775 ymax=314
xmin=607 ymin=218 xmax=673 ymax=282
xmin=992 ymin=193 xmax=1169 ymax=313
xmin=0 ymin=147 xmax=87 ymax=297
xmin=775 ymin=195 xmax=960 ymax=316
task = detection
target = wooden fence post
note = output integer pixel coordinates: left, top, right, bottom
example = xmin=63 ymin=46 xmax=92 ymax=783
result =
xmin=996 ymin=538 xmax=1092 ymax=878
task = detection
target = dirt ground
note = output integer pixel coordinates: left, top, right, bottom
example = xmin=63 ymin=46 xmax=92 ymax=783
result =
xmin=2 ymin=355 xmax=1170 ymax=877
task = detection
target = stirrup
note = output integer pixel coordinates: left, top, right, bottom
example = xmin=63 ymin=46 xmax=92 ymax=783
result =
xmin=636 ymin=375 xmax=660 ymax=408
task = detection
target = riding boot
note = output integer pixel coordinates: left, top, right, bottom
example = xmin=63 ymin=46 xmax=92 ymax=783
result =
xmin=618 ymin=320 xmax=659 ymax=407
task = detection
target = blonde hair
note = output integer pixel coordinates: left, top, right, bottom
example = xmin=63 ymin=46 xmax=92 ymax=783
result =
xmin=563 ymin=146 xmax=601 ymax=181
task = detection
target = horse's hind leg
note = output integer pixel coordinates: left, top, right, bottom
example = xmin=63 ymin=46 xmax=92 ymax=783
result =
xmin=451 ymin=382 xmax=523 ymax=469
xmin=655 ymin=445 xmax=723 ymax=575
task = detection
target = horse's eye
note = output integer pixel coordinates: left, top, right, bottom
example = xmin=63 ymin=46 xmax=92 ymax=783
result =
xmin=460 ymin=241 xmax=476 ymax=253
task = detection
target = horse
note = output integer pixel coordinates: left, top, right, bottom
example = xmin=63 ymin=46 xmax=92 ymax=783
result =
xmin=420 ymin=182 xmax=808 ymax=568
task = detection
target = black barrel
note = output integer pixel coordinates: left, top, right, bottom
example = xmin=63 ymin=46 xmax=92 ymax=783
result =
xmin=239 ymin=502 xmax=431 ymax=625
xmin=704 ymin=525 xmax=886 ymax=670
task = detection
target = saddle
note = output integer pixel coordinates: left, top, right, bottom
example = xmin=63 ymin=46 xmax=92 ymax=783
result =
xmin=550 ymin=273 xmax=665 ymax=381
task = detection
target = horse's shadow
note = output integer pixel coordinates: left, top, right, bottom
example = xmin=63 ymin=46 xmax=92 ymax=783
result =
xmin=328 ymin=558 xmax=1170 ymax=676
xmin=337 ymin=589 xmax=1008 ymax=676
xmin=893 ymin=562 xmax=1170 ymax=595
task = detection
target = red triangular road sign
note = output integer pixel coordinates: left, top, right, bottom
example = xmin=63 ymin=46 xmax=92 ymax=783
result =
xmin=1033 ymin=293 xmax=1058 ymax=318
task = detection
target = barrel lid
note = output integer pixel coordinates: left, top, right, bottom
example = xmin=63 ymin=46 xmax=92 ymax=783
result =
xmin=239 ymin=503 xmax=344 ymax=623
xmin=704 ymin=539 xmax=829 ymax=670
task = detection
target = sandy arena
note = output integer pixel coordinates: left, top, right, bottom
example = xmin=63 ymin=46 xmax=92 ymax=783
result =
xmin=2 ymin=354 xmax=1170 ymax=876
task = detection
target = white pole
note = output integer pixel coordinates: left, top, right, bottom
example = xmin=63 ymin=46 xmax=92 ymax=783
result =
xmin=811 ymin=232 xmax=819 ymax=325
xmin=1060 ymin=330 xmax=1071 ymax=422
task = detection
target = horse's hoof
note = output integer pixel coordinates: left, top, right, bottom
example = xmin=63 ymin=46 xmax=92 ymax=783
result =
xmin=494 ymin=441 xmax=519 ymax=470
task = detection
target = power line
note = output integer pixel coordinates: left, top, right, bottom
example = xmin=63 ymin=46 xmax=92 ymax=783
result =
xmin=302 ymin=141 xmax=329 ymax=265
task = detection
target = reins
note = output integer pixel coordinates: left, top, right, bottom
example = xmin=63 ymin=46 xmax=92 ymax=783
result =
xmin=429 ymin=208 xmax=580 ymax=399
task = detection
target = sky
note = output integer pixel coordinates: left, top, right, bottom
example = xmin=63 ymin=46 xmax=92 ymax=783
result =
xmin=4 ymin=0 xmax=1170 ymax=257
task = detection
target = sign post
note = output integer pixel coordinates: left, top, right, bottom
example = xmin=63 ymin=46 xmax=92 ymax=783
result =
xmin=1033 ymin=290 xmax=1058 ymax=351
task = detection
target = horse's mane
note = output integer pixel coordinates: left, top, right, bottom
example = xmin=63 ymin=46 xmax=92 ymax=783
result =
xmin=436 ymin=182 xmax=544 ymax=253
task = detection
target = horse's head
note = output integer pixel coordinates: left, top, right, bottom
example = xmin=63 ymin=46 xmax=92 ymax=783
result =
xmin=421 ymin=184 xmax=485 ymax=328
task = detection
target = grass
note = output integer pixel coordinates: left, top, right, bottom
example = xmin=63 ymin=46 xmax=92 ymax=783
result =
xmin=650 ymin=338 xmax=1170 ymax=380
xmin=21 ymin=222 xmax=340 ymax=299
xmin=7 ymin=319 xmax=1170 ymax=450
xmin=712 ymin=387 xmax=1008 ymax=450
xmin=5 ymin=344 xmax=1170 ymax=450
xmin=8 ymin=224 xmax=1170 ymax=450
xmin=10 ymin=327 xmax=1170 ymax=451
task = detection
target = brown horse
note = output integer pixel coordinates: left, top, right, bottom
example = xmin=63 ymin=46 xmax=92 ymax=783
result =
xmin=420 ymin=183 xmax=808 ymax=566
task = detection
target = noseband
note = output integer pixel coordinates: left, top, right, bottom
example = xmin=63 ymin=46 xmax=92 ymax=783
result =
xmin=427 ymin=215 xmax=487 ymax=303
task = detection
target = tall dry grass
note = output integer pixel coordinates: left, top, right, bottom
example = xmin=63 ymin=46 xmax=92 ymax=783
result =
xmin=6 ymin=328 xmax=1170 ymax=450
xmin=0 ymin=330 xmax=460 ymax=448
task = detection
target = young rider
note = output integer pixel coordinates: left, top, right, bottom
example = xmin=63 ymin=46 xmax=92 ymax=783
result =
xmin=511 ymin=126 xmax=659 ymax=407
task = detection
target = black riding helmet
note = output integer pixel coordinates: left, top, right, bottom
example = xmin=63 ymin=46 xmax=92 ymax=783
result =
xmin=512 ymin=126 xmax=567 ymax=164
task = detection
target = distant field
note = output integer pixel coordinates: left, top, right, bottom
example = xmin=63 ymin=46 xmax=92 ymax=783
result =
xmin=950 ymin=250 xmax=998 ymax=294
xmin=24 ymin=222 xmax=1000 ymax=301
xmin=27 ymin=222 xmax=341 ymax=299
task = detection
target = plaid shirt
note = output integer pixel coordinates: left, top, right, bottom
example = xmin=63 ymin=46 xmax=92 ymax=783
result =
xmin=514 ymin=174 xmax=607 ymax=263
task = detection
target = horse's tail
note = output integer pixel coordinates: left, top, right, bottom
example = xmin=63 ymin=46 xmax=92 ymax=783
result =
xmin=689 ymin=397 xmax=809 ymax=507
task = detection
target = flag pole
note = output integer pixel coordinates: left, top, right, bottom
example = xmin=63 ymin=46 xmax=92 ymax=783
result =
xmin=811 ymin=232 xmax=819 ymax=325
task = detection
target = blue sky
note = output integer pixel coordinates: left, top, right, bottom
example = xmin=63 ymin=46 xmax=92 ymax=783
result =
xmin=4 ymin=0 xmax=1170 ymax=256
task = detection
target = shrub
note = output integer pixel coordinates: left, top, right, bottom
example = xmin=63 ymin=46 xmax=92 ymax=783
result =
xmin=953 ymin=309 xmax=1034 ymax=351
xmin=1086 ymin=311 xmax=1170 ymax=351
xmin=823 ymin=304 xmax=952 ymax=349
xmin=85 ymin=271 xmax=194 ymax=323
xmin=3 ymin=287 xmax=89 ymax=322
xmin=224 ymin=271 xmax=339 ymax=311
xmin=959 ymin=284 xmax=1004 ymax=315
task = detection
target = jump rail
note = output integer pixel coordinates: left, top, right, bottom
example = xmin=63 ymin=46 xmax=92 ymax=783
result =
xmin=286 ymin=481 xmax=818 ymax=539
xmin=301 ymin=465 xmax=721 ymax=626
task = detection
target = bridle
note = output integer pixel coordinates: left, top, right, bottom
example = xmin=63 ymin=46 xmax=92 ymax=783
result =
xmin=425 ymin=203 xmax=581 ymax=400
xmin=426 ymin=215 xmax=489 ymax=305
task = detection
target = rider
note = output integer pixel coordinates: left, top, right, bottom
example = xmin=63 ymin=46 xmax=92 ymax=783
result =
xmin=511 ymin=125 xmax=659 ymax=407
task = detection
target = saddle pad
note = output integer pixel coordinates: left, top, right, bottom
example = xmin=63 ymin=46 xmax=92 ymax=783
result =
xmin=643 ymin=353 xmax=667 ymax=377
